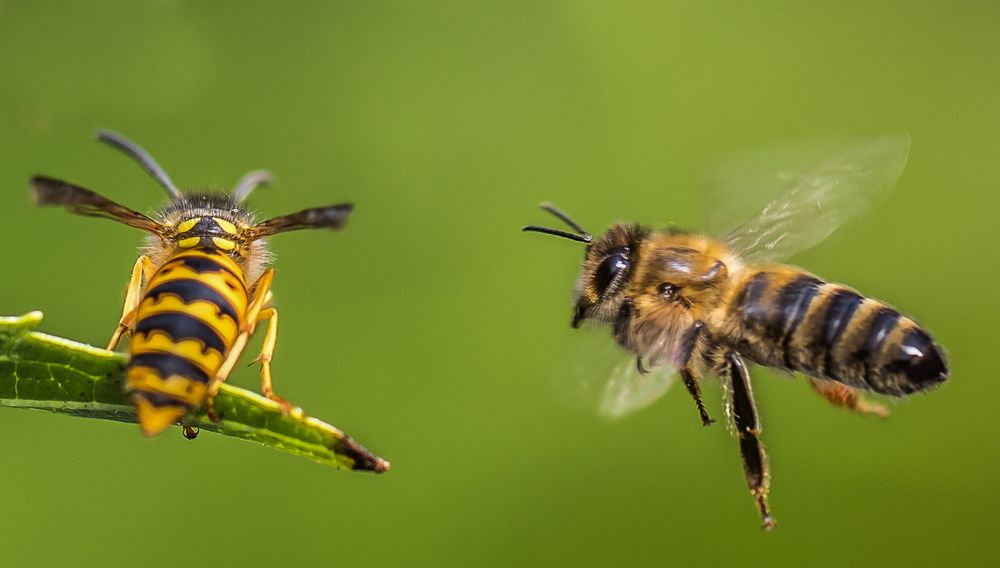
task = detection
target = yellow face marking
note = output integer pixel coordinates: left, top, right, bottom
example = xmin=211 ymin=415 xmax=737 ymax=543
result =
xmin=178 ymin=237 xmax=201 ymax=248
xmin=213 ymin=218 xmax=238 ymax=235
xmin=177 ymin=217 xmax=201 ymax=233
xmin=212 ymin=237 xmax=236 ymax=251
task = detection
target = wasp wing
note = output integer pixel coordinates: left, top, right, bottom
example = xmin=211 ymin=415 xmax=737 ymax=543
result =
xmin=30 ymin=175 xmax=171 ymax=237
xmin=716 ymin=135 xmax=910 ymax=264
xmin=247 ymin=203 xmax=353 ymax=239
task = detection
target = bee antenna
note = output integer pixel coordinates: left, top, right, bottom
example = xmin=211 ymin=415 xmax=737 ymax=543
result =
xmin=95 ymin=129 xmax=183 ymax=199
xmin=232 ymin=170 xmax=275 ymax=203
xmin=521 ymin=225 xmax=593 ymax=244
xmin=539 ymin=202 xmax=590 ymax=237
xmin=522 ymin=202 xmax=592 ymax=243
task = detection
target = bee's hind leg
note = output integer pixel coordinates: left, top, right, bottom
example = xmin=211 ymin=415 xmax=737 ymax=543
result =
xmin=807 ymin=377 xmax=889 ymax=418
xmin=725 ymin=351 xmax=776 ymax=530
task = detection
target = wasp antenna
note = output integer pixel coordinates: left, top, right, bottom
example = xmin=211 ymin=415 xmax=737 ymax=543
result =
xmin=538 ymin=202 xmax=591 ymax=238
xmin=232 ymin=170 xmax=275 ymax=203
xmin=522 ymin=225 xmax=593 ymax=244
xmin=95 ymin=129 xmax=183 ymax=199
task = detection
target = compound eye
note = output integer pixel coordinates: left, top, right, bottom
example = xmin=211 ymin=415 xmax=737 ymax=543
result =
xmin=593 ymin=251 xmax=630 ymax=296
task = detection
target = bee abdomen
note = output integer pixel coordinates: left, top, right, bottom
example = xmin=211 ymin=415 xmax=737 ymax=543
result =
xmin=731 ymin=271 xmax=948 ymax=396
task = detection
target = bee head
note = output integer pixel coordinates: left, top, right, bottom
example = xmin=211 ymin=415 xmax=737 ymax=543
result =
xmin=571 ymin=223 xmax=649 ymax=328
xmin=523 ymin=204 xmax=647 ymax=329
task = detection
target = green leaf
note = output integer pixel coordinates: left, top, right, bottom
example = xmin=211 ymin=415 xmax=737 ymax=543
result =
xmin=0 ymin=312 xmax=389 ymax=473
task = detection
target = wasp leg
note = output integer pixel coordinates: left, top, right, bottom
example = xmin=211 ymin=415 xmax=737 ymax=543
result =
xmin=204 ymin=269 xmax=275 ymax=421
xmin=677 ymin=321 xmax=713 ymax=426
xmin=726 ymin=352 xmax=775 ymax=530
xmin=107 ymin=255 xmax=155 ymax=350
xmin=807 ymin=377 xmax=890 ymax=418
xmin=249 ymin=307 xmax=292 ymax=413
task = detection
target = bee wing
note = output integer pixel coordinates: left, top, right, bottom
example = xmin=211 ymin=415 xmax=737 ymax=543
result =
xmin=598 ymin=356 xmax=677 ymax=420
xmin=545 ymin=329 xmax=675 ymax=419
xmin=30 ymin=175 xmax=171 ymax=237
xmin=715 ymin=135 xmax=910 ymax=264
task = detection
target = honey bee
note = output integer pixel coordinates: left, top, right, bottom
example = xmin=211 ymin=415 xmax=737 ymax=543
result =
xmin=523 ymin=136 xmax=948 ymax=529
xmin=31 ymin=131 xmax=359 ymax=443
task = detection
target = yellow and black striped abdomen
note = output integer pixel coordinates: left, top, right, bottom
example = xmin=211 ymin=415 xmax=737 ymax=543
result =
xmin=127 ymin=248 xmax=248 ymax=435
xmin=726 ymin=269 xmax=948 ymax=396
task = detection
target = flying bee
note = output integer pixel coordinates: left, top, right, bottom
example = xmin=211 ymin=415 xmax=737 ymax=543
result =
xmin=523 ymin=136 xmax=948 ymax=529
xmin=31 ymin=130 xmax=353 ymax=438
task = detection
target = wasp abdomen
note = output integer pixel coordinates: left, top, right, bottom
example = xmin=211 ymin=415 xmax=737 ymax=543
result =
xmin=729 ymin=270 xmax=948 ymax=396
xmin=126 ymin=248 xmax=248 ymax=436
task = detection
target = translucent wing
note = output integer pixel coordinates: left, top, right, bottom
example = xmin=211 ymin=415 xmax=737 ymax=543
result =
xmin=598 ymin=356 xmax=677 ymax=420
xmin=717 ymin=135 xmax=910 ymax=264
xmin=546 ymin=330 xmax=676 ymax=420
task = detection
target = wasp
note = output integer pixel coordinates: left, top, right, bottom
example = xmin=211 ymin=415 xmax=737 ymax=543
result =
xmin=523 ymin=136 xmax=948 ymax=529
xmin=31 ymin=131 xmax=353 ymax=437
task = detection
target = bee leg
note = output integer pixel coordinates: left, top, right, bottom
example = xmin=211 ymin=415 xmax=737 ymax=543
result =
xmin=205 ymin=269 xmax=275 ymax=422
xmin=679 ymin=369 xmax=714 ymax=426
xmin=635 ymin=356 xmax=649 ymax=376
xmin=677 ymin=321 xmax=713 ymax=426
xmin=726 ymin=352 xmax=776 ymax=530
xmin=249 ymin=307 xmax=293 ymax=414
xmin=807 ymin=377 xmax=890 ymax=418
xmin=107 ymin=255 xmax=155 ymax=350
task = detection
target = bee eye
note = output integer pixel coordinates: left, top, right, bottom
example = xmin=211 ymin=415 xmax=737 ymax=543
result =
xmin=593 ymin=251 xmax=630 ymax=296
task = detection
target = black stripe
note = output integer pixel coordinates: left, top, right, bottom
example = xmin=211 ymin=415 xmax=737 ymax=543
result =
xmin=737 ymin=272 xmax=771 ymax=328
xmin=135 ymin=312 xmax=227 ymax=354
xmin=130 ymin=352 xmax=210 ymax=384
xmin=775 ymin=276 xmax=823 ymax=367
xmin=145 ymin=279 xmax=240 ymax=323
xmin=855 ymin=307 xmax=900 ymax=375
xmin=188 ymin=246 xmax=221 ymax=256
xmin=820 ymin=290 xmax=863 ymax=379
xmin=132 ymin=389 xmax=193 ymax=409
xmin=175 ymin=254 xmax=242 ymax=280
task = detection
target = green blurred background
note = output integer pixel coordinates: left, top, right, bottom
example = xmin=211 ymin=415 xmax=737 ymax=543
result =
xmin=1 ymin=1 xmax=997 ymax=566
